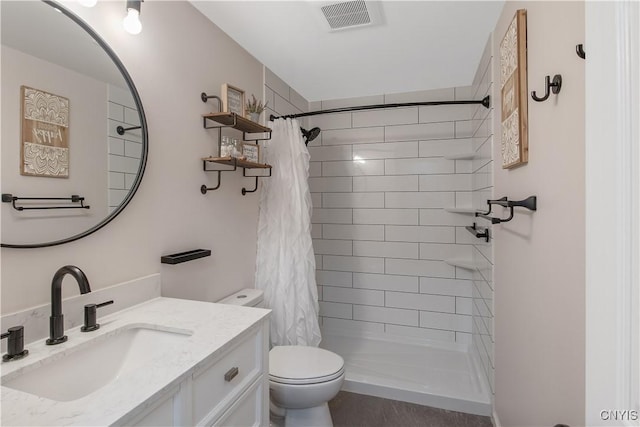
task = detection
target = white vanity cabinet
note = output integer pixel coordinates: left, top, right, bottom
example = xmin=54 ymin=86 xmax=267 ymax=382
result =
xmin=127 ymin=321 xmax=269 ymax=427
xmin=1 ymin=297 xmax=270 ymax=427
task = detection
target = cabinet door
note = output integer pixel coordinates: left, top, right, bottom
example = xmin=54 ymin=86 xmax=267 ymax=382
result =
xmin=213 ymin=379 xmax=264 ymax=427
xmin=193 ymin=327 xmax=263 ymax=425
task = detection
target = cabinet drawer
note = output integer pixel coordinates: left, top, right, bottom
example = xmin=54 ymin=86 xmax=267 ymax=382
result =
xmin=193 ymin=329 xmax=262 ymax=424
xmin=213 ymin=379 xmax=263 ymax=427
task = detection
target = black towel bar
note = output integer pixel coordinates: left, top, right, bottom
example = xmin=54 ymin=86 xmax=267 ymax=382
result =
xmin=2 ymin=194 xmax=90 ymax=211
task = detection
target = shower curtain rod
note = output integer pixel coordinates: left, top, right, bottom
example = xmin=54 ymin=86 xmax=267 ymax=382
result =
xmin=269 ymin=95 xmax=490 ymax=121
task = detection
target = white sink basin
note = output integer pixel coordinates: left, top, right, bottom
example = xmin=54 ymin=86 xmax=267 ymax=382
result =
xmin=2 ymin=325 xmax=192 ymax=402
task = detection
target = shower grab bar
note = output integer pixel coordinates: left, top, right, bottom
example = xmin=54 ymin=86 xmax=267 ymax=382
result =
xmin=475 ymin=196 xmax=537 ymax=224
xmin=269 ymin=96 xmax=490 ymax=121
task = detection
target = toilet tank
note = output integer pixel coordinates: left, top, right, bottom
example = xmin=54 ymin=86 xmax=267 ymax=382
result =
xmin=217 ymin=289 xmax=264 ymax=308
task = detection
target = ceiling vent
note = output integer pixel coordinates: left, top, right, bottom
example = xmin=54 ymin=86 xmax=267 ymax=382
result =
xmin=319 ymin=1 xmax=381 ymax=31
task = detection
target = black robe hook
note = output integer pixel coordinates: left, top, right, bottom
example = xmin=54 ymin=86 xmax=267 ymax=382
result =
xmin=531 ymin=74 xmax=562 ymax=102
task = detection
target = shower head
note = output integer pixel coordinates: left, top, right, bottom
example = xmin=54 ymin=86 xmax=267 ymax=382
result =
xmin=301 ymin=127 xmax=321 ymax=145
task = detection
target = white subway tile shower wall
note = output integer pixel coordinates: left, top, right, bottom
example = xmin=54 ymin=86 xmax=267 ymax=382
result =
xmin=107 ymin=85 xmax=140 ymax=212
xmin=264 ymin=63 xmax=494 ymax=398
xmin=309 ymin=86 xmax=486 ymax=347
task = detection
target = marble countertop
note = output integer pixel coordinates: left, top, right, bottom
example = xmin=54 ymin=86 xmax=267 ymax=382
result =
xmin=0 ymin=297 xmax=270 ymax=426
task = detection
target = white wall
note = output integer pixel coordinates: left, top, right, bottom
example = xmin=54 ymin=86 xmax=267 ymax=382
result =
xmin=492 ymin=2 xmax=585 ymax=426
xmin=1 ymin=45 xmax=108 ymax=245
xmin=1 ymin=1 xmax=264 ymax=313
xmin=307 ymin=88 xmax=482 ymax=345
xmin=585 ymin=2 xmax=640 ymax=425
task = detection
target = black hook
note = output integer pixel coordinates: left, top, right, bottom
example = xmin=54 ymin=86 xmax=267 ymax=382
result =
xmin=576 ymin=44 xmax=585 ymax=59
xmin=531 ymin=74 xmax=562 ymax=102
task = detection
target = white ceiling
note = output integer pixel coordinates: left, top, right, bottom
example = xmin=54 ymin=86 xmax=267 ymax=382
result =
xmin=190 ymin=1 xmax=504 ymax=102
xmin=1 ymin=1 xmax=126 ymax=89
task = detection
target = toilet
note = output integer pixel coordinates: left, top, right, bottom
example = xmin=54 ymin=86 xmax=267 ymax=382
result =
xmin=218 ymin=289 xmax=345 ymax=427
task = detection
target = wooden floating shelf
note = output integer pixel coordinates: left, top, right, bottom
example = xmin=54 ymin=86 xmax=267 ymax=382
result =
xmin=202 ymin=156 xmax=272 ymax=169
xmin=161 ymin=249 xmax=211 ymax=265
xmin=203 ymin=112 xmax=271 ymax=134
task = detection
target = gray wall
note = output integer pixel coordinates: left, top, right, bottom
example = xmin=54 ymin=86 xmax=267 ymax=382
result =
xmin=492 ymin=2 xmax=585 ymax=426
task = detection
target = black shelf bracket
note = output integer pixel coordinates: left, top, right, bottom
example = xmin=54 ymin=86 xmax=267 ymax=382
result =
xmin=201 ymin=171 xmax=222 ymax=194
xmin=475 ymin=196 xmax=537 ymax=224
xmin=2 ymin=194 xmax=90 ymax=211
xmin=204 ymin=113 xmax=236 ymax=130
xmin=465 ymin=223 xmax=490 ymax=242
xmin=241 ymin=166 xmax=272 ymax=196
xmin=242 ymin=177 xmax=258 ymax=195
xmin=243 ymin=130 xmax=272 ymax=143
xmin=201 ymin=92 xmax=221 ymax=104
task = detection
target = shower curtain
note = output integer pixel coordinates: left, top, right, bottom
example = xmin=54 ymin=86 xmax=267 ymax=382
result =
xmin=255 ymin=118 xmax=321 ymax=347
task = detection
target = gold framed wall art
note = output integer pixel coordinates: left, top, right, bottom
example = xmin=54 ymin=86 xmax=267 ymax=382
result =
xmin=500 ymin=9 xmax=528 ymax=169
xmin=21 ymin=86 xmax=70 ymax=178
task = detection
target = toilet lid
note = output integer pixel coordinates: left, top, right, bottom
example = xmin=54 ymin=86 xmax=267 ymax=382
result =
xmin=269 ymin=346 xmax=345 ymax=385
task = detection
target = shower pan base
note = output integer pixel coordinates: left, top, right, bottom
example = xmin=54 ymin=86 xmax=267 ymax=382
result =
xmin=320 ymin=328 xmax=491 ymax=416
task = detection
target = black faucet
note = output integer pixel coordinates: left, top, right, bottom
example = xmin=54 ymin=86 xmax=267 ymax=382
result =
xmin=47 ymin=265 xmax=91 ymax=345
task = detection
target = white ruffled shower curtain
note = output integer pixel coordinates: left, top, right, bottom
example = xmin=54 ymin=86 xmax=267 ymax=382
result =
xmin=255 ymin=118 xmax=321 ymax=347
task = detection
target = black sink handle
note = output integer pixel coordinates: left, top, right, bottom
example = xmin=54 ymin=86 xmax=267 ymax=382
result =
xmin=81 ymin=300 xmax=114 ymax=332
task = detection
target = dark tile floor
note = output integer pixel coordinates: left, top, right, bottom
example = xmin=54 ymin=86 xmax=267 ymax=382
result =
xmin=329 ymin=391 xmax=493 ymax=427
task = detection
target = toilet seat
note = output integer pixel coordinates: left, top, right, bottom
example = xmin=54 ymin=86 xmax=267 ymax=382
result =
xmin=269 ymin=346 xmax=345 ymax=385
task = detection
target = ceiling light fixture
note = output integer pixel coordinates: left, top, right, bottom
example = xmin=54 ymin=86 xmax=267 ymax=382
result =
xmin=123 ymin=0 xmax=142 ymax=35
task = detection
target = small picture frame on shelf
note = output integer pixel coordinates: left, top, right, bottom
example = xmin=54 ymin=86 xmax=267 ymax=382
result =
xmin=221 ymin=83 xmax=245 ymax=117
xmin=242 ymin=143 xmax=260 ymax=163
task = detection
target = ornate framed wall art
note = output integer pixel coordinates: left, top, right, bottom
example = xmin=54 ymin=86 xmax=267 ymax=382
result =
xmin=21 ymin=86 xmax=70 ymax=178
xmin=500 ymin=9 xmax=528 ymax=169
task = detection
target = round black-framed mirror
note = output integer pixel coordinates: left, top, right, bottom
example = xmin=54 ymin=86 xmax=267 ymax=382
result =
xmin=1 ymin=0 xmax=148 ymax=249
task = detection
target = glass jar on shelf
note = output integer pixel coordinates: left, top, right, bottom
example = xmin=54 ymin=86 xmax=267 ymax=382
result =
xmin=220 ymin=136 xmax=232 ymax=158
xmin=231 ymin=138 xmax=242 ymax=158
